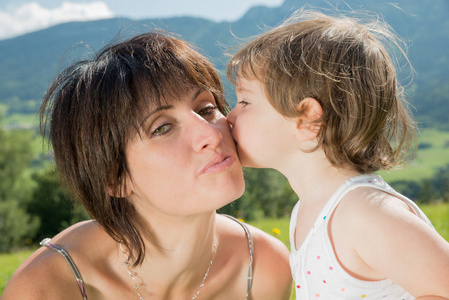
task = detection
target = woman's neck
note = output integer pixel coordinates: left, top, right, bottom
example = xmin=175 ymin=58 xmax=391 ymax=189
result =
xmin=123 ymin=211 xmax=218 ymax=298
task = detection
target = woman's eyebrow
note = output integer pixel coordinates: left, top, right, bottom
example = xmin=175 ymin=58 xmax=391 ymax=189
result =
xmin=140 ymin=105 xmax=173 ymax=127
xmin=191 ymin=88 xmax=205 ymax=101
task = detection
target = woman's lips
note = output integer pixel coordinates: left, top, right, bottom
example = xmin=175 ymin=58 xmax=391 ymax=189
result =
xmin=200 ymin=153 xmax=235 ymax=175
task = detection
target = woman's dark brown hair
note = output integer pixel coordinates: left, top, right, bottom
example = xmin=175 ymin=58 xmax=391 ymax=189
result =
xmin=40 ymin=31 xmax=228 ymax=266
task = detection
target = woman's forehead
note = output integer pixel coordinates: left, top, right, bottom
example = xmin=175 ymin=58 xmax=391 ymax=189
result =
xmin=139 ymin=87 xmax=203 ymax=119
xmin=147 ymin=86 xmax=202 ymax=107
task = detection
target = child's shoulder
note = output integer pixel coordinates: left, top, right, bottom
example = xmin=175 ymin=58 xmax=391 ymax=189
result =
xmin=334 ymin=186 xmax=417 ymax=233
xmin=330 ymin=186 xmax=424 ymax=260
xmin=332 ymin=186 xmax=433 ymax=263
xmin=331 ymin=186 xmax=449 ymax=295
xmin=341 ymin=187 xmax=412 ymax=214
xmin=329 ymin=187 xmax=426 ymax=281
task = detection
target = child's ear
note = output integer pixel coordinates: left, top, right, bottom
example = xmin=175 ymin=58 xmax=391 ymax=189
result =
xmin=295 ymin=97 xmax=323 ymax=141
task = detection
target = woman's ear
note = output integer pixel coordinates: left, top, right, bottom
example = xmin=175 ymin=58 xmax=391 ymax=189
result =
xmin=295 ymin=97 xmax=323 ymax=142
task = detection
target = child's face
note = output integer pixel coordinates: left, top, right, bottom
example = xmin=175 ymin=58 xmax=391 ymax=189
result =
xmin=227 ymin=77 xmax=298 ymax=169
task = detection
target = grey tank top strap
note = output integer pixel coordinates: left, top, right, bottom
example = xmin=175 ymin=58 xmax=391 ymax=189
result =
xmin=40 ymin=238 xmax=88 ymax=300
xmin=223 ymin=215 xmax=254 ymax=300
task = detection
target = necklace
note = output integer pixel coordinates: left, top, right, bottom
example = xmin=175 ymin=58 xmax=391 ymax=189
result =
xmin=120 ymin=241 xmax=217 ymax=300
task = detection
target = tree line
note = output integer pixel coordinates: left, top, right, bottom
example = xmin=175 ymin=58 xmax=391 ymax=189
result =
xmin=1 ymin=120 xmax=449 ymax=252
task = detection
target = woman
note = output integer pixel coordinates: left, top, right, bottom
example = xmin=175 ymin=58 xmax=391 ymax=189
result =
xmin=1 ymin=32 xmax=292 ymax=299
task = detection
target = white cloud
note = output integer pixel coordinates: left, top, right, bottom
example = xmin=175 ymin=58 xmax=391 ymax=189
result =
xmin=0 ymin=2 xmax=115 ymax=40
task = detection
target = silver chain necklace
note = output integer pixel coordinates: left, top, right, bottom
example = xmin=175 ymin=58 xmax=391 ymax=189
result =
xmin=120 ymin=241 xmax=217 ymax=300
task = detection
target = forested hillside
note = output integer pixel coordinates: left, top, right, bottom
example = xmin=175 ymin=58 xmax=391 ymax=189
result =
xmin=0 ymin=0 xmax=448 ymax=127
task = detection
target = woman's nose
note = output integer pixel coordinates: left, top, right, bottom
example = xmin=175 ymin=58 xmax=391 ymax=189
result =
xmin=191 ymin=115 xmax=223 ymax=152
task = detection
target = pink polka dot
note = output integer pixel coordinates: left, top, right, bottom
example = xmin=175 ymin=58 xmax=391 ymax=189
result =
xmin=317 ymin=256 xmax=321 ymax=259
xmin=316 ymin=294 xmax=320 ymax=297
xmin=329 ymin=266 xmax=333 ymax=270
xmin=341 ymin=288 xmax=345 ymax=292
xmin=307 ymin=271 xmax=311 ymax=275
xmin=323 ymin=280 xmax=326 ymax=284
xmin=296 ymin=285 xmax=301 ymax=289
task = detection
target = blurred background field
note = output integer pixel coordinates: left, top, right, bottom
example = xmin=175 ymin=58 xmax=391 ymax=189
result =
xmin=1 ymin=0 xmax=448 ymax=298
xmin=379 ymin=129 xmax=449 ymax=183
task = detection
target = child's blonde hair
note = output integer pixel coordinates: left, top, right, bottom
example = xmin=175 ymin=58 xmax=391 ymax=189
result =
xmin=227 ymin=10 xmax=416 ymax=173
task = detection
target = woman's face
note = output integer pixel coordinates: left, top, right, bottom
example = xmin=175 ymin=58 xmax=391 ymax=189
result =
xmin=124 ymin=88 xmax=244 ymax=216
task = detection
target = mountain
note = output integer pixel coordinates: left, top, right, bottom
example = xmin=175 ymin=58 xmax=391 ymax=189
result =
xmin=0 ymin=0 xmax=448 ymax=127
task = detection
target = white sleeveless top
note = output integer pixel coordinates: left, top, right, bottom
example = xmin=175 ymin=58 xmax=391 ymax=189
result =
xmin=289 ymin=174 xmax=433 ymax=299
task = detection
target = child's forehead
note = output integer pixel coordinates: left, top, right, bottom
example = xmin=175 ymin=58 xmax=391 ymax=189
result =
xmin=233 ymin=62 xmax=264 ymax=86
xmin=235 ymin=81 xmax=249 ymax=93
xmin=235 ymin=76 xmax=262 ymax=93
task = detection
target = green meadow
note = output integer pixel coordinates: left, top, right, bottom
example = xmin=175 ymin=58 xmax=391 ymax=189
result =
xmin=1 ymin=203 xmax=448 ymax=297
xmin=0 ymin=110 xmax=38 ymax=128
xmin=379 ymin=128 xmax=449 ymax=182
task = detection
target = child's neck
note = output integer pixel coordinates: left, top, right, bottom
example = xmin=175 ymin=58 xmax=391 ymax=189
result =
xmin=280 ymin=150 xmax=361 ymax=205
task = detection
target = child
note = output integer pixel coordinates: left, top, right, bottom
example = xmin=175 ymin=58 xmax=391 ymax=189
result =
xmin=226 ymin=9 xmax=449 ymax=299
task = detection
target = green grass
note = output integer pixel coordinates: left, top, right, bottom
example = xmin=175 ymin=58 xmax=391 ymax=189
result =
xmin=247 ymin=217 xmax=291 ymax=249
xmin=1 ymin=113 xmax=38 ymax=128
xmin=421 ymin=202 xmax=449 ymax=241
xmin=0 ymin=104 xmax=7 ymax=114
xmin=1 ymin=203 xmax=448 ymax=298
xmin=0 ymin=249 xmax=35 ymax=293
xmin=378 ymin=128 xmax=449 ymax=182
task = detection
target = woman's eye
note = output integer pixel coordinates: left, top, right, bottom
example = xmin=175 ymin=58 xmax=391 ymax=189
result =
xmin=151 ymin=123 xmax=172 ymax=136
xmin=198 ymin=105 xmax=218 ymax=117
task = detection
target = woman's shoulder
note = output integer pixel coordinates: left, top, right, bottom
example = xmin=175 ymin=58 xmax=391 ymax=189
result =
xmin=216 ymin=215 xmax=292 ymax=299
xmin=2 ymin=241 xmax=82 ymax=299
xmin=1 ymin=220 xmax=110 ymax=300
xmin=245 ymin=222 xmax=292 ymax=300
xmin=216 ymin=214 xmax=288 ymax=254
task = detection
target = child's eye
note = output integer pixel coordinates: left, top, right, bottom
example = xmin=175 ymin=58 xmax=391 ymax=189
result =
xmin=198 ymin=105 xmax=218 ymax=117
xmin=151 ymin=123 xmax=173 ymax=137
xmin=238 ymin=100 xmax=249 ymax=107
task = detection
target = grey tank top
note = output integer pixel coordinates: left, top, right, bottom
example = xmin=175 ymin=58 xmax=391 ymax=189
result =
xmin=40 ymin=214 xmax=254 ymax=300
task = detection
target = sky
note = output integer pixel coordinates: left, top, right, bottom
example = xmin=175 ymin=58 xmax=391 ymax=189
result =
xmin=0 ymin=0 xmax=285 ymax=40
